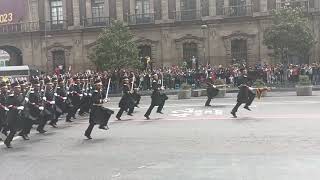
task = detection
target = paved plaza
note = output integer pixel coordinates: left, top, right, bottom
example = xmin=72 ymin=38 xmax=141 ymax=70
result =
xmin=1 ymin=92 xmax=320 ymax=180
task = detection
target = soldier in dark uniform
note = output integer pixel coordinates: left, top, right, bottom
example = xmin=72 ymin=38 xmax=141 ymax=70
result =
xmin=84 ymin=79 xmax=113 ymax=139
xmin=68 ymin=76 xmax=82 ymax=121
xmin=4 ymin=81 xmax=25 ymax=148
xmin=205 ymin=78 xmax=220 ymax=107
xmin=37 ymin=78 xmax=55 ymax=133
xmin=144 ymin=75 xmax=167 ymax=120
xmin=116 ymin=77 xmax=135 ymax=120
xmin=79 ymin=76 xmax=91 ymax=116
xmin=50 ymin=77 xmax=69 ymax=127
xmin=231 ymin=68 xmax=256 ymax=118
xmin=0 ymin=81 xmax=8 ymax=137
xmin=19 ymin=78 xmax=42 ymax=140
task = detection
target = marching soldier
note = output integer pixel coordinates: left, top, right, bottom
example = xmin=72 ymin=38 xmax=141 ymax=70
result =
xmin=51 ymin=77 xmax=71 ymax=127
xmin=19 ymin=78 xmax=42 ymax=140
xmin=68 ymin=76 xmax=82 ymax=121
xmin=78 ymin=76 xmax=91 ymax=116
xmin=116 ymin=77 xmax=135 ymax=120
xmin=144 ymin=75 xmax=167 ymax=120
xmin=84 ymin=79 xmax=113 ymax=139
xmin=205 ymin=78 xmax=220 ymax=107
xmin=4 ymin=81 xmax=25 ymax=148
xmin=231 ymin=68 xmax=256 ymax=118
xmin=0 ymin=81 xmax=8 ymax=137
xmin=37 ymin=77 xmax=55 ymax=133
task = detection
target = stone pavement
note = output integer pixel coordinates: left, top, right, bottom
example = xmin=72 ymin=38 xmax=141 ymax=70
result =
xmin=0 ymin=92 xmax=320 ymax=180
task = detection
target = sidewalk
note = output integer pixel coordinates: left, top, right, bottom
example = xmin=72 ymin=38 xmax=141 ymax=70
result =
xmin=109 ymin=85 xmax=320 ymax=97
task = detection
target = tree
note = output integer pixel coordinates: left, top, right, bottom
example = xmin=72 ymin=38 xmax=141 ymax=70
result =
xmin=263 ymin=7 xmax=316 ymax=64
xmin=89 ymin=21 xmax=140 ymax=71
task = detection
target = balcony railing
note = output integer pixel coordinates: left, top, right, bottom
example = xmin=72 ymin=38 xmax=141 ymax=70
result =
xmin=223 ymin=5 xmax=253 ymax=17
xmin=84 ymin=17 xmax=111 ymax=27
xmin=41 ymin=20 xmax=68 ymax=31
xmin=174 ymin=10 xmax=202 ymax=21
xmin=0 ymin=22 xmax=39 ymax=34
xmin=128 ymin=13 xmax=155 ymax=25
xmin=276 ymin=1 xmax=310 ymax=12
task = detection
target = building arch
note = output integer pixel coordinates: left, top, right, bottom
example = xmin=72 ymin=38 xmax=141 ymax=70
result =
xmin=0 ymin=45 xmax=23 ymax=66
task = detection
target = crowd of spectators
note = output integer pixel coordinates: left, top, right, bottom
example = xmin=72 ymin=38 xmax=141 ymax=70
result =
xmin=92 ymin=63 xmax=320 ymax=93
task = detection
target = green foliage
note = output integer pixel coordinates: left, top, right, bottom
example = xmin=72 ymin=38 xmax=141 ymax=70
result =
xmin=89 ymin=21 xmax=140 ymax=71
xmin=263 ymin=7 xmax=316 ymax=63
xmin=253 ymin=79 xmax=266 ymax=88
xmin=298 ymin=75 xmax=312 ymax=86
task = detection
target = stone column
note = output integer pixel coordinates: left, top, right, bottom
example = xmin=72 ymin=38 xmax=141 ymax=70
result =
xmin=104 ymin=0 xmax=110 ymax=17
xmin=86 ymin=0 xmax=92 ymax=19
xmin=116 ymin=0 xmax=124 ymax=20
xmin=62 ymin=0 xmax=67 ymax=22
xmin=196 ymin=0 xmax=201 ymax=11
xmin=209 ymin=0 xmax=216 ymax=16
xmin=260 ymin=0 xmax=268 ymax=12
xmin=73 ymin=0 xmax=81 ymax=26
xmin=149 ymin=0 xmax=154 ymax=14
xmin=130 ymin=0 xmax=136 ymax=15
xmin=224 ymin=0 xmax=229 ymax=7
xmin=161 ymin=0 xmax=169 ymax=20
xmin=44 ymin=0 xmax=50 ymax=22
xmin=176 ymin=0 xmax=181 ymax=12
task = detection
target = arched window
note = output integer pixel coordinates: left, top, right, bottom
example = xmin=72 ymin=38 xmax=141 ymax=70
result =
xmin=183 ymin=42 xmax=198 ymax=64
xmin=50 ymin=0 xmax=63 ymax=24
xmin=231 ymin=39 xmax=247 ymax=64
xmin=138 ymin=45 xmax=152 ymax=59
xmin=181 ymin=0 xmax=197 ymax=20
xmin=91 ymin=0 xmax=105 ymax=25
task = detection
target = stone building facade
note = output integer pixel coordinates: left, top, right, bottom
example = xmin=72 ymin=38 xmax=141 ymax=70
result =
xmin=0 ymin=0 xmax=319 ymax=72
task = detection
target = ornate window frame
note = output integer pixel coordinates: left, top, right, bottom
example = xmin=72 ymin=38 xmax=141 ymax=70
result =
xmin=223 ymin=31 xmax=256 ymax=64
xmin=175 ymin=34 xmax=204 ymax=62
xmin=46 ymin=43 xmax=71 ymax=71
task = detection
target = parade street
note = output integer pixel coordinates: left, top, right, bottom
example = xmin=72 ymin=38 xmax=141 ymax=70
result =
xmin=1 ymin=92 xmax=320 ymax=180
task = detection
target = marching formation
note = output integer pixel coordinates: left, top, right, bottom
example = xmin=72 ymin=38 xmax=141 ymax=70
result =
xmin=0 ymin=67 xmax=270 ymax=149
xmin=0 ymin=73 xmax=168 ymax=148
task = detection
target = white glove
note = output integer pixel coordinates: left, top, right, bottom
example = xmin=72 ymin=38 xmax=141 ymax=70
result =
xmin=4 ymin=107 xmax=9 ymax=111
xmin=67 ymin=92 xmax=70 ymax=95
xmin=89 ymin=93 xmax=92 ymax=96
xmin=62 ymin=97 xmax=67 ymax=100
xmin=17 ymin=106 xmax=24 ymax=110
xmin=50 ymin=101 xmax=55 ymax=105
xmin=249 ymin=87 xmax=254 ymax=91
xmin=54 ymin=93 xmax=58 ymax=96
xmin=39 ymin=106 xmax=44 ymax=111
xmin=84 ymin=93 xmax=87 ymax=96
xmin=25 ymin=97 xmax=29 ymax=102
xmin=42 ymin=97 xmax=47 ymax=101
xmin=79 ymin=94 xmax=83 ymax=97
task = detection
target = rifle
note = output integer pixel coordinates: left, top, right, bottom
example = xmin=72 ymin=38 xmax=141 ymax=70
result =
xmin=104 ymin=78 xmax=111 ymax=102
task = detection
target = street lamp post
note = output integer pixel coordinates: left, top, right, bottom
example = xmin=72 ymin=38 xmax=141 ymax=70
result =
xmin=201 ymin=24 xmax=210 ymax=66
